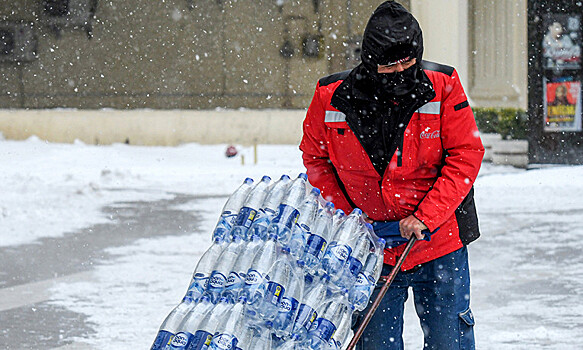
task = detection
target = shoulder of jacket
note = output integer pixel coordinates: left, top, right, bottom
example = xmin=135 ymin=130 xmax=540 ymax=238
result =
xmin=422 ymin=60 xmax=455 ymax=77
xmin=318 ymin=70 xmax=351 ymax=87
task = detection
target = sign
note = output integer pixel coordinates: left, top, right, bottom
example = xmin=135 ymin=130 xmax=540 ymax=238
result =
xmin=543 ymin=78 xmax=582 ymax=132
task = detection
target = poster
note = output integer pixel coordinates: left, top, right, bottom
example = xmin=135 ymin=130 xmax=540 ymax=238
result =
xmin=543 ymin=77 xmax=582 ymax=132
xmin=543 ymin=14 xmax=581 ymax=69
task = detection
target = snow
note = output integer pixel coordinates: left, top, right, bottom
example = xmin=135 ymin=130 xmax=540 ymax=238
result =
xmin=1 ymin=137 xmax=582 ymax=349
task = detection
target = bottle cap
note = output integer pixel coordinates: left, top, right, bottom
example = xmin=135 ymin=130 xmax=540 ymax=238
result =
xmin=237 ymin=295 xmax=248 ymax=304
xmin=325 ymin=201 xmax=334 ymax=209
xmin=377 ymin=238 xmax=386 ymax=246
xmin=351 ymin=208 xmax=363 ymax=215
xmin=264 ymin=320 xmax=273 ymax=329
xmin=321 ymin=274 xmax=331 ymax=282
xmin=365 ymin=222 xmax=374 ymax=230
xmin=311 ymin=187 xmax=321 ymax=196
xmin=281 ymin=247 xmax=291 ymax=254
xmin=244 ymin=177 xmax=254 ymax=184
xmin=280 ymin=174 xmax=290 ymax=180
xmin=296 ymin=260 xmax=306 ymax=268
xmin=262 ymin=175 xmax=271 ymax=182
xmin=335 ymin=209 xmax=345 ymax=216
xmin=298 ymin=173 xmax=308 ymax=181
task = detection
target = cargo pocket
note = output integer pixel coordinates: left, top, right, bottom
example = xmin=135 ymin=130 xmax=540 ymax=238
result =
xmin=458 ymin=307 xmax=475 ymax=349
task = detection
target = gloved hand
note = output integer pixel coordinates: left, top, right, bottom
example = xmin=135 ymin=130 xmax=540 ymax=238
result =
xmin=372 ymin=220 xmax=438 ymax=248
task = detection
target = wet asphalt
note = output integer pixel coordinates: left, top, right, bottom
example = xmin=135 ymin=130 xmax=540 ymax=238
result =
xmin=0 ymin=191 xmax=206 ymax=350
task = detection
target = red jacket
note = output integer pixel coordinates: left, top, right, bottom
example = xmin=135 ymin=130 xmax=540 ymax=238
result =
xmin=300 ymin=62 xmax=485 ymax=270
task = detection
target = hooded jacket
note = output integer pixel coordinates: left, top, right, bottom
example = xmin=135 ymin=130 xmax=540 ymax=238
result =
xmin=300 ymin=1 xmax=485 ymax=270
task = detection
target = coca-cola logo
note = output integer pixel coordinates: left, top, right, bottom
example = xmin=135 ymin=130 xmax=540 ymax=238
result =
xmin=420 ymin=130 xmax=440 ymax=139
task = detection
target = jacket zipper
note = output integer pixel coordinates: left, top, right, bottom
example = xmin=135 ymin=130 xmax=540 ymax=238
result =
xmin=397 ymin=136 xmax=404 ymax=167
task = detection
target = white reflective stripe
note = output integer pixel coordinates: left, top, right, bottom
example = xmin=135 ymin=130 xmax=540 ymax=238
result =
xmin=417 ymin=101 xmax=441 ymax=115
xmin=325 ymin=110 xmax=346 ymax=123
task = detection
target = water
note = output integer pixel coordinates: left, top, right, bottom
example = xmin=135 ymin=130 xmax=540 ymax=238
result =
xmin=184 ymin=237 xmax=225 ymax=302
xmin=212 ymin=178 xmax=254 ymax=241
xmin=229 ymin=175 xmax=271 ymax=241
xmin=150 ymin=298 xmax=196 ymax=350
xmin=187 ymin=297 xmax=235 ymax=350
xmin=273 ymin=260 xmax=305 ymax=338
xmin=291 ymin=274 xmax=330 ymax=341
xmin=349 ymin=238 xmax=385 ymax=311
xmin=204 ymin=236 xmax=245 ymax=303
xmin=321 ymin=208 xmax=363 ymax=284
xmin=287 ymin=188 xmax=321 ymax=258
xmin=167 ymin=296 xmax=215 ymax=349
xmin=268 ymin=173 xmax=308 ymax=245
xmin=306 ymin=297 xmax=351 ymax=350
xmin=242 ymin=233 xmax=280 ymax=307
xmin=303 ymin=202 xmax=334 ymax=274
xmin=222 ymin=235 xmax=263 ymax=303
xmin=209 ymin=296 xmax=248 ymax=350
xmin=336 ymin=230 xmax=370 ymax=290
xmin=247 ymin=175 xmax=291 ymax=240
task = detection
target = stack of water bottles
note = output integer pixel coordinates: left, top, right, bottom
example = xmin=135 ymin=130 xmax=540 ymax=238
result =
xmin=151 ymin=173 xmax=386 ymax=350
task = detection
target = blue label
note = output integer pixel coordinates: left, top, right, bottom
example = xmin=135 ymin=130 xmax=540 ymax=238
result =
xmin=151 ymin=330 xmax=174 ymax=350
xmin=213 ymin=212 xmax=237 ymax=238
xmin=169 ymin=331 xmax=194 ymax=349
xmin=209 ymin=333 xmax=238 ymax=350
xmin=225 ymin=271 xmax=244 ymax=291
xmin=233 ymin=207 xmax=258 ymax=229
xmin=244 ymin=269 xmax=263 ymax=286
xmin=272 ymin=204 xmax=300 ymax=230
xmin=309 ymin=318 xmax=337 ymax=342
xmin=208 ymin=271 xmax=228 ymax=290
xmin=305 ymin=234 xmax=328 ymax=260
xmin=275 ymin=297 xmax=300 ymax=330
xmin=295 ymin=304 xmax=318 ymax=332
xmin=328 ymin=243 xmax=352 ymax=262
xmin=346 ymin=256 xmax=364 ymax=277
xmin=187 ymin=330 xmax=213 ymax=350
xmin=265 ymin=281 xmax=285 ymax=307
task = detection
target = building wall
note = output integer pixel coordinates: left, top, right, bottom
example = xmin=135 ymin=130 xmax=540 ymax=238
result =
xmin=0 ymin=0 xmax=388 ymax=110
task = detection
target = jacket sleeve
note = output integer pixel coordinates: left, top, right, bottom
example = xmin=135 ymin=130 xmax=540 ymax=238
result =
xmin=299 ymin=83 xmax=354 ymax=213
xmin=414 ymin=69 xmax=485 ymax=231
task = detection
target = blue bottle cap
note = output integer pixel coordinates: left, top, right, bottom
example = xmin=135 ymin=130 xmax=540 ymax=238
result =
xmin=378 ymin=238 xmax=386 ymax=246
xmin=280 ymin=174 xmax=290 ymax=180
xmin=321 ymin=274 xmax=331 ymax=282
xmin=365 ymin=223 xmax=373 ymax=230
xmin=264 ymin=320 xmax=273 ymax=329
xmin=244 ymin=177 xmax=254 ymax=184
xmin=200 ymin=294 xmax=211 ymax=303
xmin=351 ymin=208 xmax=363 ymax=215
xmin=311 ymin=188 xmax=321 ymax=196
xmin=298 ymin=173 xmax=308 ymax=181
xmin=237 ymin=295 xmax=248 ymax=304
xmin=325 ymin=201 xmax=334 ymax=209
xmin=262 ymin=175 xmax=271 ymax=182
xmin=281 ymin=246 xmax=291 ymax=254
xmin=296 ymin=259 xmax=306 ymax=268
xmin=335 ymin=209 xmax=345 ymax=216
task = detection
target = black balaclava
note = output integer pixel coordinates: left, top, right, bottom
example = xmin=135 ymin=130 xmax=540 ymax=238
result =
xmin=360 ymin=1 xmax=424 ymax=96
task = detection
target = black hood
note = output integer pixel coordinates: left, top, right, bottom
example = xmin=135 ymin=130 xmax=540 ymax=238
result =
xmin=361 ymin=1 xmax=424 ymax=72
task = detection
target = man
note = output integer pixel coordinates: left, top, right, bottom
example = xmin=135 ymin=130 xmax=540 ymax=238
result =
xmin=299 ymin=1 xmax=484 ymax=349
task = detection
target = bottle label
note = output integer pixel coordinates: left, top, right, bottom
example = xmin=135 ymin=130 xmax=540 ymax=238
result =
xmin=295 ymin=304 xmax=318 ymax=331
xmin=188 ymin=330 xmax=213 ymax=350
xmin=272 ymin=204 xmax=300 ymax=230
xmin=209 ymin=333 xmax=238 ymax=350
xmin=275 ymin=296 xmax=299 ymax=328
xmin=346 ymin=256 xmax=364 ymax=277
xmin=309 ymin=318 xmax=337 ymax=342
xmin=244 ymin=269 xmax=263 ymax=286
xmin=168 ymin=331 xmax=194 ymax=349
xmin=233 ymin=207 xmax=258 ymax=229
xmin=265 ymin=281 xmax=285 ymax=306
xmin=225 ymin=271 xmax=244 ymax=291
xmin=305 ymin=234 xmax=328 ymax=260
xmin=329 ymin=243 xmax=352 ymax=262
xmin=186 ymin=273 xmax=209 ymax=300
xmin=151 ymin=330 xmax=174 ymax=350
xmin=208 ymin=271 xmax=228 ymax=290
xmin=355 ymin=272 xmax=368 ymax=287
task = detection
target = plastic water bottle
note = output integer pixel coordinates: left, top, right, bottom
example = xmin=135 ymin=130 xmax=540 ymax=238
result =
xmin=209 ymin=296 xmax=248 ymax=350
xmin=150 ymin=298 xmax=196 ymax=350
xmin=306 ymin=297 xmax=351 ymax=350
xmin=222 ymin=235 xmax=263 ymax=303
xmin=321 ymin=208 xmax=363 ymax=283
xmin=303 ymin=202 xmax=334 ymax=273
xmin=248 ymin=175 xmax=291 ymax=240
xmin=187 ymin=297 xmax=235 ymax=350
xmin=247 ymin=324 xmax=273 ymax=350
xmin=184 ymin=237 xmax=225 ymax=303
xmin=205 ymin=236 xmax=245 ymax=303
xmin=349 ymin=238 xmax=385 ymax=311
xmin=336 ymin=230 xmax=371 ymax=290
xmin=242 ymin=233 xmax=280 ymax=307
xmin=287 ymin=188 xmax=320 ymax=258
xmin=331 ymin=209 xmax=346 ymax=235
xmin=268 ymin=173 xmax=308 ymax=244
xmin=273 ymin=260 xmax=305 ymax=338
xmin=229 ymin=176 xmax=272 ymax=241
xmin=250 ymin=247 xmax=294 ymax=322
xmin=212 ymin=178 xmax=254 ymax=241
xmin=167 ymin=295 xmax=215 ymax=350
xmin=327 ymin=304 xmax=354 ymax=350
xmin=291 ymin=274 xmax=330 ymax=341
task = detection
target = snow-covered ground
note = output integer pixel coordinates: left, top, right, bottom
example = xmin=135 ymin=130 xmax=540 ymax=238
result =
xmin=1 ymin=136 xmax=582 ymax=349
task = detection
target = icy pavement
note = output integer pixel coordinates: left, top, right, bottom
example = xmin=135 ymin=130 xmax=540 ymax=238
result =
xmin=0 ymin=138 xmax=582 ymax=349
